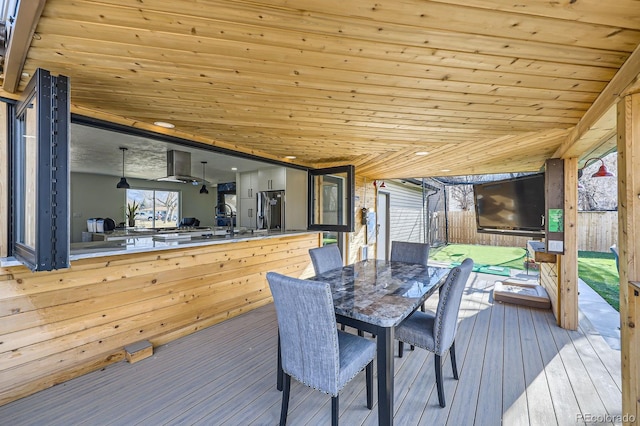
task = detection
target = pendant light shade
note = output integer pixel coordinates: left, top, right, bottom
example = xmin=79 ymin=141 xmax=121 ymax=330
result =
xmin=116 ymin=147 xmax=130 ymax=189
xmin=578 ymin=157 xmax=615 ymax=179
xmin=592 ymin=163 xmax=614 ymax=178
xmin=199 ymin=161 xmax=209 ymax=194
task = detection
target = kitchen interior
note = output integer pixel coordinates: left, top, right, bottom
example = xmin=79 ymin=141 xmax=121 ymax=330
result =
xmin=70 ymin=121 xmax=309 ymax=251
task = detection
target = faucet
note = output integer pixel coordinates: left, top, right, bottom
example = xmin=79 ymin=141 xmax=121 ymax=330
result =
xmin=219 ymin=203 xmax=235 ymax=236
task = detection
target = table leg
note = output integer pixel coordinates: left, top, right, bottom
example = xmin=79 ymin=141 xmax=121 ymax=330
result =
xmin=377 ymin=326 xmax=394 ymax=426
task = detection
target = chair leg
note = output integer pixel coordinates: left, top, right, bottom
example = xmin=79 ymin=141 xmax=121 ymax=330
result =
xmin=398 ymin=341 xmax=404 ymax=358
xmin=435 ymin=354 xmax=445 ymax=408
xmin=366 ymin=361 xmax=373 ymax=409
xmin=450 ymin=341 xmax=459 ymax=380
xmin=280 ymin=374 xmax=291 ymax=425
xmin=341 ymin=324 xmax=345 ymax=331
xmin=420 ymin=303 xmax=426 ymax=312
xmin=358 ymin=329 xmax=364 ymax=337
xmin=277 ymin=333 xmax=283 ymax=391
xmin=331 ymin=395 xmax=339 ymax=426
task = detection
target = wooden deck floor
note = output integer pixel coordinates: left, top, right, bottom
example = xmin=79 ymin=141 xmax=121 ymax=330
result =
xmin=0 ymin=272 xmax=622 ymax=425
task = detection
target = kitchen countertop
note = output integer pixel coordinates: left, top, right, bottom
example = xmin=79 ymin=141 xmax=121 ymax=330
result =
xmin=1 ymin=230 xmax=317 ymax=267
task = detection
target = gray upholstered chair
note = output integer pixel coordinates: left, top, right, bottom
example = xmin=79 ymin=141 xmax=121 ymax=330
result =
xmin=395 ymin=257 xmax=474 ymax=408
xmin=309 ymin=245 xmax=352 ymax=333
xmin=610 ymin=244 xmax=619 ymax=272
xmin=267 ymin=272 xmax=375 ymax=426
xmin=390 ymin=241 xmax=430 ymax=266
xmin=309 ymin=245 xmax=343 ymax=275
xmin=391 ymin=241 xmax=430 ymax=312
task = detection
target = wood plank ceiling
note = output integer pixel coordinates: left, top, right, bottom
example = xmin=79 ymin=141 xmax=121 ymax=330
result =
xmin=5 ymin=0 xmax=640 ymax=178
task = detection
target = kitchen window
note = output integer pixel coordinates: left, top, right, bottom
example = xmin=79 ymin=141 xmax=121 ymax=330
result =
xmin=308 ymin=165 xmax=355 ymax=232
xmin=9 ymin=68 xmax=70 ymax=271
xmin=127 ymin=189 xmax=180 ymax=228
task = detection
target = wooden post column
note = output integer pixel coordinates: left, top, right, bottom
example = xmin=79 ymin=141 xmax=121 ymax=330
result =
xmin=560 ymin=157 xmax=579 ymax=330
xmin=617 ymin=93 xmax=640 ymax=424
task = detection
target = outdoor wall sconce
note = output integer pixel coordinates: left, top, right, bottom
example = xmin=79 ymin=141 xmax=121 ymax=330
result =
xmin=116 ymin=147 xmax=131 ymax=189
xmin=578 ymin=157 xmax=614 ymax=179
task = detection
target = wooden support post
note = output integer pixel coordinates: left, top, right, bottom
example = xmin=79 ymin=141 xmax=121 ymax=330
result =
xmin=560 ymin=157 xmax=578 ymax=330
xmin=617 ymin=93 xmax=640 ymax=424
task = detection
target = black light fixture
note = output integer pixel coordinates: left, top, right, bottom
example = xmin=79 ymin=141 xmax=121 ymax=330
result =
xmin=116 ymin=147 xmax=130 ymax=189
xmin=199 ymin=161 xmax=209 ymax=194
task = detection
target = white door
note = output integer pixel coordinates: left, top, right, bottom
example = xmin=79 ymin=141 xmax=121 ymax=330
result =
xmin=377 ymin=192 xmax=390 ymax=260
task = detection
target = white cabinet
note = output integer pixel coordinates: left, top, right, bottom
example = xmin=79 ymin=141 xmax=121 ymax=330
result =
xmin=239 ymin=197 xmax=256 ymax=228
xmin=239 ymin=171 xmax=258 ymax=198
xmin=238 ymin=171 xmax=258 ymax=228
xmin=258 ymin=167 xmax=285 ymax=191
xmin=237 ymin=167 xmax=306 ymax=230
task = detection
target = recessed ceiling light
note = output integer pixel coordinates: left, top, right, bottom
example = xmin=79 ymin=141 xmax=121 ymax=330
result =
xmin=231 ymin=167 xmax=238 ymax=171
xmin=415 ymin=151 xmax=429 ymax=156
xmin=441 ymin=169 xmax=451 ymax=172
xmin=285 ymin=156 xmax=297 ymax=159
xmin=154 ymin=121 xmax=175 ymax=129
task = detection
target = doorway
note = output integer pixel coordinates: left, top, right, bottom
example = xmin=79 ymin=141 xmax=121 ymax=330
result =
xmin=376 ymin=192 xmax=390 ymax=260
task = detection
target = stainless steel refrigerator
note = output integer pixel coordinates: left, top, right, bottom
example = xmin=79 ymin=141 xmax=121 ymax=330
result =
xmin=257 ymin=190 xmax=285 ymax=230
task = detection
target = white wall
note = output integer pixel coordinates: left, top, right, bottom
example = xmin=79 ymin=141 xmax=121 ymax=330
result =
xmin=384 ymin=180 xmax=426 ymax=244
xmin=70 ymin=172 xmax=218 ymax=242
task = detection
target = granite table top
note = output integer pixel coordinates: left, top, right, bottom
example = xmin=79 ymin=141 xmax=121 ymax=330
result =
xmin=309 ymin=260 xmax=450 ymax=327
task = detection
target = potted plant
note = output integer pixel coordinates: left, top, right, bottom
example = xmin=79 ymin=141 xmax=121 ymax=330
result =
xmin=126 ymin=201 xmax=139 ymax=227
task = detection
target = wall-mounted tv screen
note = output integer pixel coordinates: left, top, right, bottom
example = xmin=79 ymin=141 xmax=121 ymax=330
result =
xmin=473 ymin=174 xmax=545 ymax=237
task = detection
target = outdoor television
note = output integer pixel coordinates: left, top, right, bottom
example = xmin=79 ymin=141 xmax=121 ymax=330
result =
xmin=473 ymin=174 xmax=545 ymax=237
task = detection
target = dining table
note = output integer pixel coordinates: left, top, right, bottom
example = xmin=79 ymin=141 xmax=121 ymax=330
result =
xmin=277 ymin=259 xmax=450 ymax=426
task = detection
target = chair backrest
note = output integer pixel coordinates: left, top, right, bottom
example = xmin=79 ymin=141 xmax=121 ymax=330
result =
xmin=309 ymin=245 xmax=343 ymax=275
xmin=390 ymin=241 xmax=430 ymax=266
xmin=432 ymin=258 xmax=474 ymax=355
xmin=266 ymin=272 xmax=341 ymax=395
xmin=610 ymin=244 xmax=619 ymax=272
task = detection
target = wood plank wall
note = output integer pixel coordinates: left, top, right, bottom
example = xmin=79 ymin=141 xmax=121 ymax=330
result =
xmin=446 ymin=211 xmax=533 ymax=249
xmin=578 ymin=211 xmax=618 ymax=252
xmin=447 ymin=210 xmax=618 ymax=252
xmin=0 ymin=233 xmax=320 ymax=406
xmin=539 ymin=261 xmax=560 ymax=323
xmin=346 ymin=174 xmax=370 ymax=264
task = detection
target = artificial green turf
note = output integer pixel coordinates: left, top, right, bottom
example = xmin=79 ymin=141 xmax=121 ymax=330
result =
xmin=577 ymin=250 xmax=619 ymax=311
xmin=430 ymin=244 xmax=528 ymax=270
xmin=430 ymin=244 xmax=620 ymax=311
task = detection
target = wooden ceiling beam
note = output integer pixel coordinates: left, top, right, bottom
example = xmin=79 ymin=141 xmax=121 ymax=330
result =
xmin=554 ymin=42 xmax=640 ymax=160
xmin=1 ymin=0 xmax=46 ymax=93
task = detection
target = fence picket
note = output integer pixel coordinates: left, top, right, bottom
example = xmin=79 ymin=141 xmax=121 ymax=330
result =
xmin=444 ymin=210 xmax=617 ymax=253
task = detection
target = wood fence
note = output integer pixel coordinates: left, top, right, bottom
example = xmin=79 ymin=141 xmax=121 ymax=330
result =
xmin=445 ymin=210 xmax=617 ymax=252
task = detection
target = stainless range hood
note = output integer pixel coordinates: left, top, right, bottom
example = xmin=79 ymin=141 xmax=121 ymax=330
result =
xmin=157 ymin=150 xmax=204 ymax=184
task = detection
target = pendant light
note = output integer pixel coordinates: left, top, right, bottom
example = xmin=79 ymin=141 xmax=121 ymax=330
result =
xmin=199 ymin=161 xmax=209 ymax=194
xmin=578 ymin=157 xmax=615 ymax=179
xmin=116 ymin=147 xmax=130 ymax=189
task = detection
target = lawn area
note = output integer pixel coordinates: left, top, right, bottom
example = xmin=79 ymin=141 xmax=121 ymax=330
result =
xmin=578 ymin=250 xmax=619 ymax=311
xmin=430 ymin=244 xmax=620 ymax=311
xmin=430 ymin=244 xmax=528 ymax=270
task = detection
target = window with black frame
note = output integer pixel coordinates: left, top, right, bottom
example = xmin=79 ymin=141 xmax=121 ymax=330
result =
xmin=10 ymin=68 xmax=70 ymax=271
xmin=308 ymin=165 xmax=355 ymax=233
